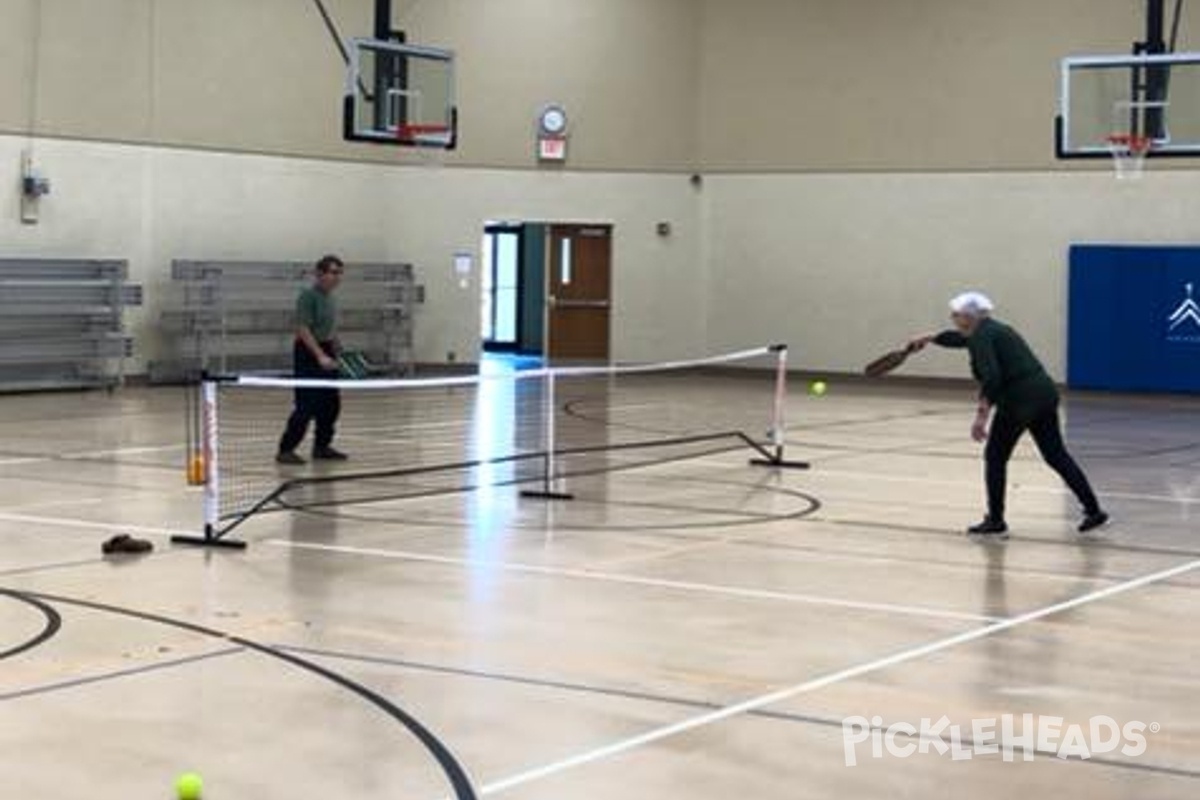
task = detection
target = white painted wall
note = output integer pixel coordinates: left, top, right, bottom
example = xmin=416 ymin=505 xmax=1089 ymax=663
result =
xmin=0 ymin=0 xmax=700 ymax=171
xmin=703 ymin=171 xmax=1200 ymax=381
xmin=382 ymin=168 xmax=704 ymax=364
xmin=0 ymin=134 xmax=704 ymax=373
xmin=8 ymin=131 xmax=1200 ymax=384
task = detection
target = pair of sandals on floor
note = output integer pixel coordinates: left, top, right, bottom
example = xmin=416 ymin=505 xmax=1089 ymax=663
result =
xmin=101 ymin=534 xmax=153 ymax=555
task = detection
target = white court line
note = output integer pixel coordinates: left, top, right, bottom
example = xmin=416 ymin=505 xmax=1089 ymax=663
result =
xmin=265 ymin=540 xmax=1000 ymax=624
xmin=0 ymin=442 xmax=183 ymax=467
xmin=0 ymin=457 xmax=48 ymax=467
xmin=475 ymin=555 xmax=1200 ymax=796
xmin=4 ymin=496 xmax=105 ymax=513
xmin=60 ymin=443 xmax=184 ymax=460
xmin=0 ymin=510 xmax=188 ymax=539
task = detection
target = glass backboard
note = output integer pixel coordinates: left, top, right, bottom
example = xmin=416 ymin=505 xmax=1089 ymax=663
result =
xmin=344 ymin=38 xmax=456 ymax=149
xmin=1058 ymin=52 xmax=1200 ymax=158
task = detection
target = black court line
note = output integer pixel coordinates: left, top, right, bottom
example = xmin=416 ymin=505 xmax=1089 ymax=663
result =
xmin=282 ymin=644 xmax=1200 ymax=782
xmin=0 ymin=647 xmax=244 ymax=702
xmin=260 ymin=441 xmax=794 ymax=531
xmin=4 ymin=588 xmax=477 ymax=800
xmin=261 ymin=441 xmax=747 ymax=513
xmin=0 ymin=590 xmax=61 ymax=661
xmin=293 ymin=486 xmax=822 ymax=534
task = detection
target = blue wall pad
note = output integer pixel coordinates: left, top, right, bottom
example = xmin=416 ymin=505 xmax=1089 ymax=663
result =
xmin=1069 ymin=244 xmax=1200 ymax=393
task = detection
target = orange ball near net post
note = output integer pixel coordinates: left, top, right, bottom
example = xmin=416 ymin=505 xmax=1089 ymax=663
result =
xmin=187 ymin=454 xmax=207 ymax=486
xmin=184 ymin=377 xmax=208 ymax=486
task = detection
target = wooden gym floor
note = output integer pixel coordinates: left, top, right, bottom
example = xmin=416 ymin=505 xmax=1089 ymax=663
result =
xmin=0 ymin=379 xmax=1197 ymax=799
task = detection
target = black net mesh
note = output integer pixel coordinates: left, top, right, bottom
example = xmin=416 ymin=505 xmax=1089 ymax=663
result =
xmin=210 ymin=351 xmax=786 ymax=529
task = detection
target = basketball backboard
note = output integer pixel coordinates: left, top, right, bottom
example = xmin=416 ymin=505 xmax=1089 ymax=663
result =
xmin=343 ymin=38 xmax=457 ymax=149
xmin=1057 ymin=52 xmax=1200 ymax=158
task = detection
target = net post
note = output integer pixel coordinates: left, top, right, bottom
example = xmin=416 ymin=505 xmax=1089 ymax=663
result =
xmin=750 ymin=344 xmax=810 ymax=470
xmin=521 ymin=370 xmax=574 ymax=501
xmin=173 ymin=377 xmax=247 ymax=549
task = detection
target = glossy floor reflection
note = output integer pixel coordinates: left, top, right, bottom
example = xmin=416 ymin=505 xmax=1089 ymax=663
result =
xmin=0 ymin=381 xmax=1196 ymax=799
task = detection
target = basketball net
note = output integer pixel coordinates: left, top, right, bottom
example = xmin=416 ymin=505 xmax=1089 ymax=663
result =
xmin=1106 ymin=134 xmax=1152 ymax=180
xmin=395 ymin=124 xmax=451 ymax=169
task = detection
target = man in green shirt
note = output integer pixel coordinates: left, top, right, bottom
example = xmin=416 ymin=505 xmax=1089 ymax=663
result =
xmin=911 ymin=292 xmax=1107 ymax=537
xmin=277 ymin=255 xmax=348 ymax=463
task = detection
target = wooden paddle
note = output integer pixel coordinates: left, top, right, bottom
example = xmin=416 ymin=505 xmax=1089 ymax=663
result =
xmin=863 ymin=341 xmax=920 ymax=377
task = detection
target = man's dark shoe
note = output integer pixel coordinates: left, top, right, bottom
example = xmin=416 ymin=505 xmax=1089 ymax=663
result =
xmin=1078 ymin=510 xmax=1110 ymax=533
xmin=276 ymin=450 xmax=305 ymax=465
xmin=312 ymin=447 xmax=348 ymax=461
xmin=967 ymin=518 xmax=1009 ymax=537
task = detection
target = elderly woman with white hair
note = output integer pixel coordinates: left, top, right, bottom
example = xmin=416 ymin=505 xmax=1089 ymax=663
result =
xmin=911 ymin=292 xmax=1108 ymax=537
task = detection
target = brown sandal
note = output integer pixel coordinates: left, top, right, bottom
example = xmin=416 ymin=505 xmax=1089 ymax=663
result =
xmin=101 ymin=534 xmax=154 ymax=555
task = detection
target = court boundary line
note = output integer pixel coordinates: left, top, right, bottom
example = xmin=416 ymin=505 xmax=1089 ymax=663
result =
xmin=0 ymin=510 xmax=191 ymax=539
xmin=0 ymin=557 xmax=120 ymax=578
xmin=266 ymin=540 xmax=1002 ymax=624
xmin=0 ymin=647 xmax=243 ymax=702
xmin=473 ymin=555 xmax=1200 ymax=796
xmin=4 ymin=497 xmax=105 ymax=513
xmin=281 ymin=476 xmax=821 ymax=534
xmin=0 ymin=590 xmax=61 ymax=661
xmin=281 ymin=644 xmax=1200 ymax=782
xmin=10 ymin=587 xmax=480 ymax=800
xmin=0 ymin=442 xmax=184 ymax=467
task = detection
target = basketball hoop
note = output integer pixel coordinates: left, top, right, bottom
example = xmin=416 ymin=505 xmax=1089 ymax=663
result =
xmin=1106 ymin=133 xmax=1152 ymax=180
xmin=393 ymin=124 xmax=452 ymax=168
xmin=394 ymin=123 xmax=452 ymax=148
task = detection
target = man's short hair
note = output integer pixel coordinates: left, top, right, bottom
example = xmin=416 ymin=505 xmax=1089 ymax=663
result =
xmin=315 ymin=254 xmax=344 ymax=274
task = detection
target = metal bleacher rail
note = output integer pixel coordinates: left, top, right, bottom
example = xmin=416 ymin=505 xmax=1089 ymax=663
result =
xmin=0 ymin=258 xmax=142 ymax=392
xmin=150 ymin=260 xmax=419 ymax=382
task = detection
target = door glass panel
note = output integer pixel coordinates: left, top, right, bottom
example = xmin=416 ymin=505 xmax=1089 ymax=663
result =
xmin=496 ymin=234 xmax=518 ymax=291
xmin=494 ymin=288 xmax=517 ymax=343
xmin=480 ymin=233 xmax=494 ymax=341
xmin=493 ymin=232 xmax=519 ymax=345
xmin=560 ymin=237 xmax=572 ymax=286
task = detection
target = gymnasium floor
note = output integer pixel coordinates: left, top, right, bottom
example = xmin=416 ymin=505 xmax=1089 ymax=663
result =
xmin=0 ymin=379 xmax=1198 ymax=799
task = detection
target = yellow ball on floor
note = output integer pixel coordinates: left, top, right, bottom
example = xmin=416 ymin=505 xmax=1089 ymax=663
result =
xmin=809 ymin=380 xmax=828 ymax=397
xmin=176 ymin=772 xmax=203 ymax=800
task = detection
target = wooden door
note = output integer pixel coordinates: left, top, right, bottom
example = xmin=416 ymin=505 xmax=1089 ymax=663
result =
xmin=546 ymin=224 xmax=612 ymax=360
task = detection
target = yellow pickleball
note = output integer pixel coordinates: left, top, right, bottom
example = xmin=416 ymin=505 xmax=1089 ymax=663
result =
xmin=176 ymin=772 xmax=203 ymax=800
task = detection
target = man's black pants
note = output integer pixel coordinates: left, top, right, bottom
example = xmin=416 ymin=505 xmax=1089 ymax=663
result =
xmin=279 ymin=341 xmax=339 ymax=454
xmin=985 ymin=400 xmax=1100 ymax=521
